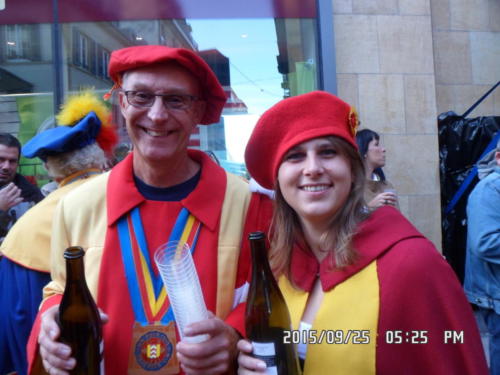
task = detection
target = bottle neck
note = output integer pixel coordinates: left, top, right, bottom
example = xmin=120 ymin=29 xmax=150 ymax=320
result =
xmin=65 ymin=255 xmax=86 ymax=283
xmin=250 ymin=237 xmax=273 ymax=278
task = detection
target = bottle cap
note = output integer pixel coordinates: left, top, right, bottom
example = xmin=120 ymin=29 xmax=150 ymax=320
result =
xmin=248 ymin=231 xmax=266 ymax=240
xmin=63 ymin=246 xmax=85 ymax=259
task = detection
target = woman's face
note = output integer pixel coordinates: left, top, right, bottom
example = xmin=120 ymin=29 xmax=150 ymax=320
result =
xmin=365 ymin=137 xmax=386 ymax=169
xmin=277 ymin=137 xmax=353 ymax=227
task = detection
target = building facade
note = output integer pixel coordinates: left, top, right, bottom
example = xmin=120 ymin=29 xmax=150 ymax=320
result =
xmin=0 ymin=0 xmax=499 ymax=250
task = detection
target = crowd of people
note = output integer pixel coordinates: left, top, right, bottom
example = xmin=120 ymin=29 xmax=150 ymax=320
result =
xmin=0 ymin=44 xmax=495 ymax=375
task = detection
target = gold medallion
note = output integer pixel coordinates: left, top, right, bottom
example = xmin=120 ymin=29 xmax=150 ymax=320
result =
xmin=128 ymin=321 xmax=179 ymax=374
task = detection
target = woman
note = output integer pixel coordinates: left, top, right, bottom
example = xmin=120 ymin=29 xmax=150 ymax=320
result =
xmin=356 ymin=128 xmax=398 ymax=209
xmin=238 ymin=91 xmax=487 ymax=374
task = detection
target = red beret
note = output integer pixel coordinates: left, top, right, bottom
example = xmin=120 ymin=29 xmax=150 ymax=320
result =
xmin=108 ymin=45 xmax=227 ymax=125
xmin=244 ymin=91 xmax=359 ymax=190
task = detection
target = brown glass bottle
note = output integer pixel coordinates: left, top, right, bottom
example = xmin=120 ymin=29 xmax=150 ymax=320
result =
xmin=245 ymin=232 xmax=301 ymax=375
xmin=59 ymin=246 xmax=103 ymax=375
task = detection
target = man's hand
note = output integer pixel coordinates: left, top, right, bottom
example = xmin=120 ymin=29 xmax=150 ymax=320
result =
xmin=39 ymin=305 xmax=74 ymax=375
xmin=38 ymin=305 xmax=108 ymax=374
xmin=0 ymin=182 xmax=23 ymax=211
xmin=176 ymin=312 xmax=240 ymax=375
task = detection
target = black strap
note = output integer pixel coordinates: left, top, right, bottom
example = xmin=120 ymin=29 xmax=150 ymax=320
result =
xmin=462 ymin=81 xmax=500 ymax=118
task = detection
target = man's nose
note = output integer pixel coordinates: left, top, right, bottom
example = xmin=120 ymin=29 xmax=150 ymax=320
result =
xmin=147 ymin=96 xmax=170 ymax=122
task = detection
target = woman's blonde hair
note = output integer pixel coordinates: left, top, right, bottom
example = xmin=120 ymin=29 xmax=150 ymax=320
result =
xmin=269 ymin=136 xmax=369 ymax=283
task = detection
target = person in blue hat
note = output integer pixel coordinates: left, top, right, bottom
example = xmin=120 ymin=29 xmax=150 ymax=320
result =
xmin=0 ymin=91 xmax=117 ymax=375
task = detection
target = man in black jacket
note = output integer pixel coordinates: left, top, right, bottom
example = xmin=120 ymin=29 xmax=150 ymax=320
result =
xmin=0 ymin=133 xmax=43 ymax=242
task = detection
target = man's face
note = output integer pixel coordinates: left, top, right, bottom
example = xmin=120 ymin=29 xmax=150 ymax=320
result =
xmin=495 ymin=151 xmax=500 ymax=167
xmin=119 ymin=63 xmax=205 ymax=168
xmin=0 ymin=144 xmax=19 ymax=185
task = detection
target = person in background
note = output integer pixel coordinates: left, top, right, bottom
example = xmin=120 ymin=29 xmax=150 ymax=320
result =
xmin=29 ymin=45 xmax=272 ymax=375
xmin=355 ymin=128 xmax=398 ymax=209
xmin=238 ymin=91 xmax=488 ymax=374
xmin=0 ymin=133 xmax=44 ymax=243
xmin=464 ymin=139 xmax=500 ymax=375
xmin=0 ymin=91 xmax=117 ymax=375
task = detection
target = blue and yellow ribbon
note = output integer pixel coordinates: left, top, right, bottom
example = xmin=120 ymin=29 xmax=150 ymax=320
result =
xmin=118 ymin=206 xmax=201 ymax=325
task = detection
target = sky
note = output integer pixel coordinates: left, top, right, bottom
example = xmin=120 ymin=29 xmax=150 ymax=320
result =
xmin=188 ymin=18 xmax=284 ymax=164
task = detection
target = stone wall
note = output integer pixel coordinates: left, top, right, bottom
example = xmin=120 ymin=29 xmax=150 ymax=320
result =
xmin=331 ymin=0 xmax=499 ymax=250
xmin=431 ymin=0 xmax=500 ymax=116
xmin=332 ymin=0 xmax=443 ymax=248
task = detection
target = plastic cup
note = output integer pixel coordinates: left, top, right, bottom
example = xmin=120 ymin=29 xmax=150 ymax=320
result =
xmin=154 ymin=241 xmax=209 ymax=343
xmin=384 ymin=188 xmax=397 ymax=195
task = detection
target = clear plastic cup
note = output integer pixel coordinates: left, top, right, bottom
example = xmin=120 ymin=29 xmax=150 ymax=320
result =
xmin=154 ymin=241 xmax=209 ymax=343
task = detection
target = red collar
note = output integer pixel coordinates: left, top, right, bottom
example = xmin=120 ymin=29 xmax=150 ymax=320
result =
xmin=106 ymin=149 xmax=226 ymax=231
xmin=289 ymin=207 xmax=424 ymax=292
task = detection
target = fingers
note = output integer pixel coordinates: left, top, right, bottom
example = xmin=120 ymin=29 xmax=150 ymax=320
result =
xmin=178 ymin=349 xmax=230 ymax=375
xmin=383 ymin=192 xmax=398 ymax=206
xmin=370 ymin=192 xmax=397 ymax=208
xmin=0 ymin=182 xmax=23 ymax=211
xmin=237 ymin=341 xmax=267 ymax=374
xmin=39 ymin=305 xmax=75 ymax=374
xmin=177 ymin=316 xmax=239 ymax=374
xmin=0 ymin=183 xmax=22 ymax=210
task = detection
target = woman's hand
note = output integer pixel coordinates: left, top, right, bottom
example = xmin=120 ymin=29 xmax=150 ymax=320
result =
xmin=368 ymin=191 xmax=398 ymax=209
xmin=237 ymin=339 xmax=267 ymax=374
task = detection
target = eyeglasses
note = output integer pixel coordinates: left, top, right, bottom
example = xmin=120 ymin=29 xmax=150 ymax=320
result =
xmin=123 ymin=91 xmax=200 ymax=110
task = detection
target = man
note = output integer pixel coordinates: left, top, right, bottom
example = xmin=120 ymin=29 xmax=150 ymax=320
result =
xmin=464 ymin=139 xmax=500 ymax=375
xmin=0 ymin=91 xmax=116 ymax=375
xmin=30 ymin=46 xmax=272 ymax=375
xmin=0 ymin=133 xmax=44 ymax=243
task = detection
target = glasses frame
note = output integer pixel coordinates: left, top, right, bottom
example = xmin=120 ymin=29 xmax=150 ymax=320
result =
xmin=123 ymin=90 xmax=200 ymax=111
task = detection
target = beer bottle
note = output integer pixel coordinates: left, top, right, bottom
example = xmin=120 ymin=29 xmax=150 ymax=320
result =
xmin=59 ymin=246 xmax=103 ymax=374
xmin=245 ymin=232 xmax=301 ymax=375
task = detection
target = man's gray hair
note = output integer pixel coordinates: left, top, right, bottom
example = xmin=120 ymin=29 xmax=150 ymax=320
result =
xmin=44 ymin=143 xmax=106 ymax=180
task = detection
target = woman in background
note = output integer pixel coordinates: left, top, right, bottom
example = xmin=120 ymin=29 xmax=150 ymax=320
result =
xmin=237 ymin=91 xmax=487 ymax=374
xmin=356 ymin=128 xmax=398 ymax=209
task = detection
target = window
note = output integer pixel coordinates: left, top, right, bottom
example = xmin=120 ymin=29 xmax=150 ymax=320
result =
xmin=4 ymin=24 xmax=41 ymax=61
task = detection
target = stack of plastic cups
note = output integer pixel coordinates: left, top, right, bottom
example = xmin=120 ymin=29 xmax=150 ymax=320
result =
xmin=154 ymin=241 xmax=209 ymax=343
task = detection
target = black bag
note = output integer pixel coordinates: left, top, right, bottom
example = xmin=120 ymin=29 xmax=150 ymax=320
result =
xmin=438 ymin=81 xmax=500 ymax=283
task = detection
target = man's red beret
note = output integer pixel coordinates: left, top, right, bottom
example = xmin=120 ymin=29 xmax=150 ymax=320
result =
xmin=108 ymin=45 xmax=227 ymax=125
xmin=244 ymin=91 xmax=359 ymax=190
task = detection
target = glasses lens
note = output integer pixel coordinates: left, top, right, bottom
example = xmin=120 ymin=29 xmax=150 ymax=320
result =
xmin=127 ymin=91 xmax=154 ymax=107
xmin=163 ymin=95 xmax=191 ymax=110
xmin=126 ymin=92 xmax=196 ymax=110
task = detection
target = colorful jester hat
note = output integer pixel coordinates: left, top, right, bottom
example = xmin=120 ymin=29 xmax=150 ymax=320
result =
xmin=22 ymin=91 xmax=118 ymax=160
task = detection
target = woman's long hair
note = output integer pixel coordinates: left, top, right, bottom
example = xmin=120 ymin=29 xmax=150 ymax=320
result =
xmin=269 ymin=137 xmax=369 ymax=284
xmin=355 ymin=128 xmax=386 ymax=181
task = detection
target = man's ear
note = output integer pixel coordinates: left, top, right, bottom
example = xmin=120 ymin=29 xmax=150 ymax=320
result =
xmin=495 ymin=151 xmax=500 ymax=166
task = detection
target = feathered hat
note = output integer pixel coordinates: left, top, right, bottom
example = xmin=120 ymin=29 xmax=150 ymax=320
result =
xmin=22 ymin=91 xmax=118 ymax=160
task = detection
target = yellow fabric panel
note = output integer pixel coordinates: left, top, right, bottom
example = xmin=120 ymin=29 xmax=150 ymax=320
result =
xmin=44 ymin=172 xmax=109 ymax=302
xmin=280 ymin=261 xmax=379 ymax=375
xmin=215 ymin=172 xmax=251 ymax=319
xmin=44 ymin=170 xmax=250 ymax=318
xmin=0 ymin=178 xmax=97 ymax=272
